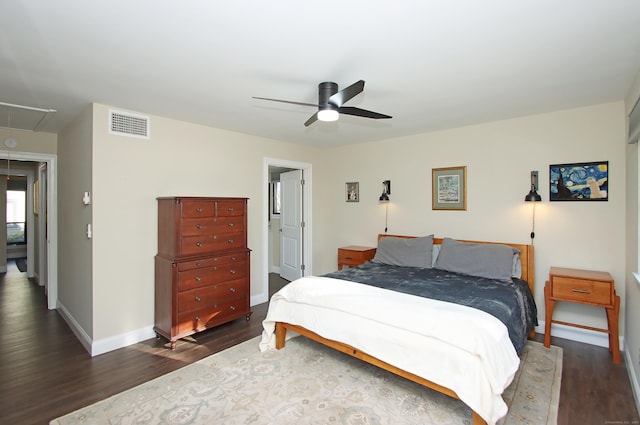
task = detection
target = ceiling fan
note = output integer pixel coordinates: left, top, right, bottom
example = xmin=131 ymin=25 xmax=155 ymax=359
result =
xmin=253 ymin=80 xmax=392 ymax=127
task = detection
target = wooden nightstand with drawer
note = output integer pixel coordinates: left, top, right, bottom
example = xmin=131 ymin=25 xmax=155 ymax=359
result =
xmin=337 ymin=246 xmax=376 ymax=270
xmin=544 ymin=266 xmax=620 ymax=364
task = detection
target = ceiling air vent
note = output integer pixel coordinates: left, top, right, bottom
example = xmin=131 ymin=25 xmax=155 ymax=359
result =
xmin=109 ymin=110 xmax=150 ymax=139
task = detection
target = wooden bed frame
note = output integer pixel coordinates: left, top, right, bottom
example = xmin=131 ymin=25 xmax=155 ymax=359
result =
xmin=275 ymin=235 xmax=535 ymax=425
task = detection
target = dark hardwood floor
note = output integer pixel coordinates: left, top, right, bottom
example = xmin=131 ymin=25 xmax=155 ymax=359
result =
xmin=1 ymin=266 xmax=637 ymax=424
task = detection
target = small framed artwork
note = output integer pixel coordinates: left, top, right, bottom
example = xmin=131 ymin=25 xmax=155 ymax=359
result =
xmin=432 ymin=166 xmax=467 ymax=210
xmin=346 ymin=182 xmax=359 ymax=202
xmin=549 ymin=161 xmax=608 ymax=201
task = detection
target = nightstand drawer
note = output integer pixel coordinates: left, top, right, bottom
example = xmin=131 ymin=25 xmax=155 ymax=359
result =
xmin=337 ymin=246 xmax=376 ymax=270
xmin=552 ymin=276 xmax=612 ymax=305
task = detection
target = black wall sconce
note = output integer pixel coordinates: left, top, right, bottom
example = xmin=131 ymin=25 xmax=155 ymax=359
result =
xmin=524 ymin=171 xmax=541 ymax=242
xmin=379 ymin=180 xmax=391 ymax=202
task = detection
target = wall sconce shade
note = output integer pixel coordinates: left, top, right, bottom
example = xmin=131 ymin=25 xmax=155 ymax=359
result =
xmin=379 ymin=180 xmax=391 ymax=202
xmin=524 ymin=171 xmax=542 ymax=202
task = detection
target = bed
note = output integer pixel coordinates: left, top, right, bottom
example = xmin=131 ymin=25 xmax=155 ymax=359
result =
xmin=260 ymin=234 xmax=537 ymax=425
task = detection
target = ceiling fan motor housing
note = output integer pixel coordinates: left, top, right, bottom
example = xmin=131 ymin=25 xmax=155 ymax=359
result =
xmin=319 ymin=82 xmax=339 ymax=112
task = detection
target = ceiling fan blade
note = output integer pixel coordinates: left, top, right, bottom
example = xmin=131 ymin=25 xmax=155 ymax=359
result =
xmin=328 ymin=80 xmax=365 ymax=107
xmin=252 ymin=97 xmax=317 ymax=108
xmin=338 ymin=107 xmax=392 ymax=119
xmin=304 ymin=112 xmax=319 ymax=127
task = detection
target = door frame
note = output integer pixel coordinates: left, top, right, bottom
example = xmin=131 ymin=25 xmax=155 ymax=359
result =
xmin=260 ymin=157 xmax=312 ymax=305
xmin=0 ymin=150 xmax=57 ymax=310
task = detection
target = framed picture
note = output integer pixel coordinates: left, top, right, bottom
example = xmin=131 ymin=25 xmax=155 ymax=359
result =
xmin=549 ymin=161 xmax=608 ymax=201
xmin=346 ymin=182 xmax=359 ymax=202
xmin=432 ymin=166 xmax=467 ymax=210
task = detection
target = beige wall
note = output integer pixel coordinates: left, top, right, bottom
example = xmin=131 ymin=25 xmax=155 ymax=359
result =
xmin=90 ymin=103 xmax=324 ymax=340
xmin=55 ymin=100 xmax=629 ymax=357
xmin=313 ymin=102 xmax=627 ymax=337
xmin=58 ymin=105 xmax=94 ymax=337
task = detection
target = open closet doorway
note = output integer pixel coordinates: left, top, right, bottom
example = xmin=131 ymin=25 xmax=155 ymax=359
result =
xmin=263 ymin=158 xmax=312 ymax=305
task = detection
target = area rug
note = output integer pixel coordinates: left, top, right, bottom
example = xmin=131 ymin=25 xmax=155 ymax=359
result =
xmin=50 ymin=336 xmax=562 ymax=425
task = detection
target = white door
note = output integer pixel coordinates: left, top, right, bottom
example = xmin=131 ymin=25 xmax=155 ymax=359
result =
xmin=280 ymin=169 xmax=303 ymax=281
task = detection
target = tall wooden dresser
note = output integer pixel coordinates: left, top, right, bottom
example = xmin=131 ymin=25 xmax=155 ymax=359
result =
xmin=154 ymin=197 xmax=251 ymax=349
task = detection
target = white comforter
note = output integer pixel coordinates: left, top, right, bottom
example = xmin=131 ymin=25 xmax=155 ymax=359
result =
xmin=260 ymin=276 xmax=520 ymax=425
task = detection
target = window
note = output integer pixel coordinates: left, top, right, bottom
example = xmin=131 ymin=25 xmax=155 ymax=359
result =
xmin=6 ymin=190 xmax=26 ymax=244
xmin=272 ymin=181 xmax=281 ymax=215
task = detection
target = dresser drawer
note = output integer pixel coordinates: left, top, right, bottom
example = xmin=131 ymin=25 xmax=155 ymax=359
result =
xmin=216 ymin=200 xmax=245 ymax=217
xmin=178 ymin=278 xmax=247 ymax=312
xmin=178 ymin=260 xmax=247 ymax=291
xmin=180 ymin=216 xmax=245 ymax=237
xmin=178 ymin=231 xmax=245 ymax=256
xmin=180 ymin=200 xmax=215 ymax=218
xmin=177 ymin=253 xmax=246 ymax=272
xmin=552 ymin=276 xmax=613 ymax=305
xmin=176 ymin=299 xmax=248 ymax=335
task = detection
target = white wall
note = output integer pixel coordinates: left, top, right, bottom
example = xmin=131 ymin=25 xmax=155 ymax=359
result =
xmin=624 ymin=69 xmax=640 ymax=404
xmin=313 ymin=102 xmax=627 ymax=340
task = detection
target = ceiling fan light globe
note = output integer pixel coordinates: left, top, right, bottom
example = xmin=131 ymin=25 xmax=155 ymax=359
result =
xmin=317 ymin=109 xmax=339 ymax=122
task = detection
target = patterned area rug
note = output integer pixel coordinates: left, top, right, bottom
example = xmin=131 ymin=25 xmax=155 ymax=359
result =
xmin=50 ymin=336 xmax=562 ymax=425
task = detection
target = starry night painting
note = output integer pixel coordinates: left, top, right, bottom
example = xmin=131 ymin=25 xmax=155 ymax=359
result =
xmin=549 ymin=161 xmax=608 ymax=201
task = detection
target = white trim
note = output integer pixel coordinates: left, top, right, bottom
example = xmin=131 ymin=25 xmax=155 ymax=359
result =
xmin=91 ymin=326 xmax=156 ymax=357
xmin=624 ymin=346 xmax=640 ymax=417
xmin=0 ymin=150 xmax=57 ymax=309
xmin=57 ymin=301 xmax=92 ymax=354
xmin=536 ymin=320 xmax=624 ymax=350
xmin=255 ymin=157 xmax=312 ymax=307
xmin=57 ymin=301 xmax=156 ymax=356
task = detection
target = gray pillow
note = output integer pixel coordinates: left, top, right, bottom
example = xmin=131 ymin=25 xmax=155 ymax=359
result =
xmin=372 ymin=235 xmax=434 ymax=268
xmin=433 ymin=238 xmax=518 ymax=281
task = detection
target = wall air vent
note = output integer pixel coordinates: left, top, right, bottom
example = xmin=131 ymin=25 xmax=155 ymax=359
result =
xmin=109 ymin=110 xmax=150 ymax=139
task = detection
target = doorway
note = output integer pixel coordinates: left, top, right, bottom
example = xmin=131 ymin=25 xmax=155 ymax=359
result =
xmin=0 ymin=151 xmax=57 ymax=310
xmin=262 ymin=158 xmax=312 ymax=305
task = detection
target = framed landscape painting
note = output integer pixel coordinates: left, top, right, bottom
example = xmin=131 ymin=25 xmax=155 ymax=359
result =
xmin=549 ymin=161 xmax=608 ymax=201
xmin=432 ymin=166 xmax=467 ymax=210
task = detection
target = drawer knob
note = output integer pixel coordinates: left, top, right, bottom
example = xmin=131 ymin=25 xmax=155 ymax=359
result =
xmin=195 ymin=276 xmax=201 ymax=282
xmin=228 ymin=207 xmax=234 ymax=212
xmin=196 ymin=208 xmax=202 ymax=213
xmin=230 ymin=269 xmax=236 ymax=274
xmin=230 ymin=287 xmax=236 ymax=292
xmin=195 ymin=315 xmax=200 ymax=321
xmin=228 ymin=239 xmax=234 ymax=244
xmin=195 ymin=296 xmax=201 ymax=302
xmin=229 ymin=305 xmax=236 ymax=311
xmin=572 ymin=289 xmax=591 ymax=294
xmin=228 ymin=223 xmax=234 ymax=227
xmin=196 ymin=242 xmax=203 ymax=247
xmin=196 ymin=223 xmax=202 ymax=229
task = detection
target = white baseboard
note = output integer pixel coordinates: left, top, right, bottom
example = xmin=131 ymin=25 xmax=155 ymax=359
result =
xmin=536 ymin=320 xmax=624 ymax=350
xmin=269 ymin=266 xmax=280 ymax=274
xmin=624 ymin=347 xmax=640 ymax=418
xmin=91 ymin=326 xmax=156 ymax=357
xmin=57 ymin=302 xmax=93 ymax=354
xmin=57 ymin=301 xmax=156 ymax=357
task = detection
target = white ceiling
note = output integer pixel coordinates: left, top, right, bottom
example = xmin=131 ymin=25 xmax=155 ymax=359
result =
xmin=1 ymin=1 xmax=639 ymax=148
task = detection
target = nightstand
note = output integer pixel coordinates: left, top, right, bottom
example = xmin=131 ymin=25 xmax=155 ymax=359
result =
xmin=337 ymin=246 xmax=376 ymax=270
xmin=544 ymin=266 xmax=620 ymax=364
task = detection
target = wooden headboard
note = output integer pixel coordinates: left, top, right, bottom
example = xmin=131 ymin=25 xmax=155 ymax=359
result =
xmin=378 ymin=234 xmax=535 ymax=295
